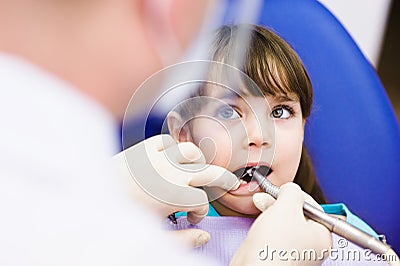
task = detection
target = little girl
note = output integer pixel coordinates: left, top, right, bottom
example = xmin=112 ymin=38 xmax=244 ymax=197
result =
xmin=167 ymin=24 xmax=379 ymax=238
xmin=167 ymin=24 xmax=327 ymax=218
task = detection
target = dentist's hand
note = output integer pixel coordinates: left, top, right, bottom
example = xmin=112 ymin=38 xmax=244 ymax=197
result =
xmin=231 ymin=183 xmax=331 ymax=266
xmin=113 ymin=134 xmax=239 ymax=224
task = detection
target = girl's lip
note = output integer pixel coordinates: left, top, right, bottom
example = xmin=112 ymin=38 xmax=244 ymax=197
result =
xmin=230 ymin=163 xmax=273 ymax=195
xmin=228 ymin=180 xmax=263 ymax=196
xmin=235 ymin=162 xmax=272 ymax=170
xmin=232 ymin=163 xmax=273 ymax=182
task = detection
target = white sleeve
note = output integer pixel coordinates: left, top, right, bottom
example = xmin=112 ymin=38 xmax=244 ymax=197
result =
xmin=0 ymin=151 xmax=216 ymax=266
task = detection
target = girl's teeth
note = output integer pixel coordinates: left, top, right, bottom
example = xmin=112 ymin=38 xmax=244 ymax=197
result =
xmin=241 ymin=180 xmax=248 ymax=184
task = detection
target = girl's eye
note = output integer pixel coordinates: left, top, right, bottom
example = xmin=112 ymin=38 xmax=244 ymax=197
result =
xmin=271 ymin=106 xmax=293 ymax=119
xmin=216 ymin=105 xmax=240 ymax=120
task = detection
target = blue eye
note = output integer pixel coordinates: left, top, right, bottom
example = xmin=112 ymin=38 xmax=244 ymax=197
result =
xmin=216 ymin=105 xmax=240 ymax=120
xmin=271 ymin=106 xmax=293 ymax=119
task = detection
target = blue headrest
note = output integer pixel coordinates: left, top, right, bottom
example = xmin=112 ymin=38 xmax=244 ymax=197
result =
xmin=249 ymin=0 xmax=400 ymax=252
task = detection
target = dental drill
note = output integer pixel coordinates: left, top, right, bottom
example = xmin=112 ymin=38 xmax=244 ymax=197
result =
xmin=241 ymin=167 xmax=399 ymax=262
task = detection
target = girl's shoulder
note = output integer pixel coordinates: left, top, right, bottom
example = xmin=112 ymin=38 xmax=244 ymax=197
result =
xmin=321 ymin=203 xmax=380 ymax=239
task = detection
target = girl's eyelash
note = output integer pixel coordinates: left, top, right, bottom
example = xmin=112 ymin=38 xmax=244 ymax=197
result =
xmin=272 ymin=104 xmax=295 ymax=117
xmin=215 ymin=104 xmax=242 ymax=119
xmin=230 ymin=105 xmax=242 ymax=117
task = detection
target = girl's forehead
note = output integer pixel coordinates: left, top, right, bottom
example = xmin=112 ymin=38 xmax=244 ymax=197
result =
xmin=203 ymin=83 xmax=299 ymax=103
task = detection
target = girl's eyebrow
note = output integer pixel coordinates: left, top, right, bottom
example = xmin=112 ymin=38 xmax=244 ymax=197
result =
xmin=213 ymin=89 xmax=298 ymax=104
xmin=214 ymin=89 xmax=245 ymax=100
xmin=272 ymin=94 xmax=298 ymax=103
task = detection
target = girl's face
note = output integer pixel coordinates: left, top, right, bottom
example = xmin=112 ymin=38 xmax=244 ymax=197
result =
xmin=169 ymin=88 xmax=305 ymax=216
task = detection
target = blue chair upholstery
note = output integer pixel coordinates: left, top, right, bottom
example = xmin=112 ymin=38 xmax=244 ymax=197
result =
xmin=122 ymin=0 xmax=400 ymax=252
xmin=244 ymin=0 xmax=400 ymax=252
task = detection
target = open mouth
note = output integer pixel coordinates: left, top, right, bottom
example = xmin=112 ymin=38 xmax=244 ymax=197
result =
xmin=233 ymin=165 xmax=273 ymax=183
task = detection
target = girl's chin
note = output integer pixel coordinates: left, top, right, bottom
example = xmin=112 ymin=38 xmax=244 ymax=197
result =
xmin=218 ymin=197 xmax=261 ymax=216
xmin=236 ymin=205 xmax=261 ymax=216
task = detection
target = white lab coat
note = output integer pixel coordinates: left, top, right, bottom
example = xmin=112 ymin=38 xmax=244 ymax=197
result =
xmin=0 ymin=54 xmax=212 ymax=265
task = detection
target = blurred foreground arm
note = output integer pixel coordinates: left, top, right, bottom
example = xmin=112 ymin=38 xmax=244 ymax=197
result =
xmin=113 ymin=134 xmax=239 ymax=247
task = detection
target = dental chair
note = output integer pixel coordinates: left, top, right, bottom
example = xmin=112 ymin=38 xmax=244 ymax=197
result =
xmin=247 ymin=0 xmax=400 ymax=253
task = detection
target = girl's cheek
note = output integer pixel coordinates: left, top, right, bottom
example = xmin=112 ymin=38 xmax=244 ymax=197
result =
xmin=191 ymin=130 xmax=231 ymax=167
xmin=208 ymin=138 xmax=233 ymax=167
xmin=198 ymin=125 xmax=234 ymax=167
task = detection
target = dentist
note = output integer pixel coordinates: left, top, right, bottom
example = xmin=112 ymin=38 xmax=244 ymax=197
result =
xmin=0 ymin=0 xmax=330 ymax=265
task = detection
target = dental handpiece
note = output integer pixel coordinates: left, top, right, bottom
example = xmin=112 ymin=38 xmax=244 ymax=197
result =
xmin=249 ymin=168 xmax=392 ymax=256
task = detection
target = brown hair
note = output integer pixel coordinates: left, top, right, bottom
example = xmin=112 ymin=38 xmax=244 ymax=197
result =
xmin=180 ymin=24 xmax=327 ymax=203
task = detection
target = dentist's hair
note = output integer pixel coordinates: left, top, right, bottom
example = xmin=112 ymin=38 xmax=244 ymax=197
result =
xmin=179 ymin=24 xmax=326 ymax=203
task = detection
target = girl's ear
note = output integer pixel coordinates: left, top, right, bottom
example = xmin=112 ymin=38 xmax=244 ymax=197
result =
xmin=167 ymin=111 xmax=193 ymax=143
xmin=301 ymin=119 xmax=306 ymax=141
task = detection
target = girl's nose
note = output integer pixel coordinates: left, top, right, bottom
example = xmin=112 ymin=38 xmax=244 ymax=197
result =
xmin=247 ymin=129 xmax=271 ymax=148
xmin=243 ymin=115 xmax=273 ymax=148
